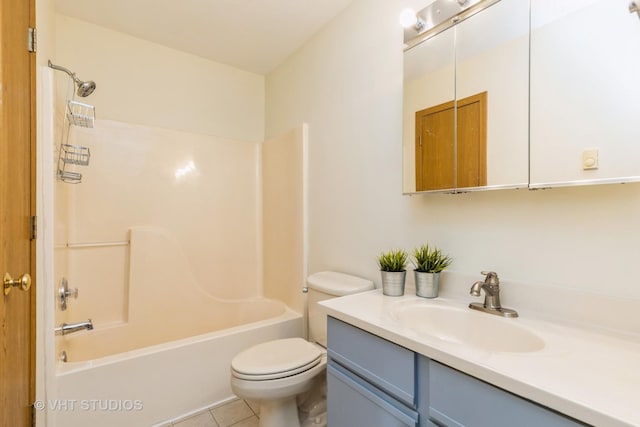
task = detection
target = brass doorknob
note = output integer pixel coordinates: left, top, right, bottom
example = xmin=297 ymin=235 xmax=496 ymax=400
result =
xmin=3 ymin=273 xmax=32 ymax=295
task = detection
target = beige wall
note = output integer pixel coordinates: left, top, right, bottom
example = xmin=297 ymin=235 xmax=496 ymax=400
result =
xmin=54 ymin=14 xmax=265 ymax=142
xmin=262 ymin=125 xmax=308 ymax=313
xmin=266 ymin=0 xmax=640 ymax=300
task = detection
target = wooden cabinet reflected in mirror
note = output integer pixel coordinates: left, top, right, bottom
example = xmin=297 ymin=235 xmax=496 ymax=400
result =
xmin=415 ymin=92 xmax=487 ymax=191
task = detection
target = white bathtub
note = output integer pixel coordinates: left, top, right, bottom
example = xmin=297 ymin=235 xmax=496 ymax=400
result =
xmin=53 ymin=303 xmax=302 ymax=427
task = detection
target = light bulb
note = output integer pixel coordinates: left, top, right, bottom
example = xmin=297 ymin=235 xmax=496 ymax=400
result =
xmin=399 ymin=8 xmax=418 ymax=28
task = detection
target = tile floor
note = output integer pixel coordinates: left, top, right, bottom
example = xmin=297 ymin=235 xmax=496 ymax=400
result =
xmin=171 ymin=398 xmax=260 ymax=427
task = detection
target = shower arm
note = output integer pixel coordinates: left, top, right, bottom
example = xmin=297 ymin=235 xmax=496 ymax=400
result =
xmin=48 ymin=59 xmax=96 ymax=97
xmin=48 ymin=60 xmax=81 ymax=84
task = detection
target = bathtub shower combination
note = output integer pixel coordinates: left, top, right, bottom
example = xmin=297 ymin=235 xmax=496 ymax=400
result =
xmin=54 ymin=173 xmax=301 ymax=427
xmin=50 ymin=76 xmax=301 ymax=425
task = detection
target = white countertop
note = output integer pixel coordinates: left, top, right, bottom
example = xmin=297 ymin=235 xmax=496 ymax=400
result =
xmin=320 ymin=290 xmax=640 ymax=427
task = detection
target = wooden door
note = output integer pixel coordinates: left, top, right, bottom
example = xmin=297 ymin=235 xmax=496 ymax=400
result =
xmin=457 ymin=92 xmax=487 ymax=189
xmin=415 ymin=101 xmax=455 ymax=191
xmin=0 ymin=0 xmax=37 ymax=425
xmin=415 ymin=92 xmax=487 ymax=191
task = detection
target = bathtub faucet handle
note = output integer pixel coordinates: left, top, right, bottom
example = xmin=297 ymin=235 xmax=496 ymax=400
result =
xmin=58 ymin=277 xmax=78 ymax=311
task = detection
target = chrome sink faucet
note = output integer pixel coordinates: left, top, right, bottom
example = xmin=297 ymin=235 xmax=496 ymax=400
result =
xmin=469 ymin=271 xmax=518 ymax=318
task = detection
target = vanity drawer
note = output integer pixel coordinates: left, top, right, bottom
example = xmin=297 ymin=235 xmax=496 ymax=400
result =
xmin=328 ymin=363 xmax=418 ymax=427
xmin=327 ymin=316 xmax=415 ymax=407
xmin=428 ymin=360 xmax=587 ymax=427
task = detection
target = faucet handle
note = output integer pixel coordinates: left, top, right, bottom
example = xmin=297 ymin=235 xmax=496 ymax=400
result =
xmin=480 ymin=271 xmax=499 ymax=285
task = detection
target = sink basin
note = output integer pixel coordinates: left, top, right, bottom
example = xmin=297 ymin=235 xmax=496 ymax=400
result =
xmin=391 ymin=302 xmax=545 ymax=353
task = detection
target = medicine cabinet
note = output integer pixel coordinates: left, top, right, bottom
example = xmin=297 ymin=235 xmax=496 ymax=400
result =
xmin=403 ymin=0 xmax=640 ymax=194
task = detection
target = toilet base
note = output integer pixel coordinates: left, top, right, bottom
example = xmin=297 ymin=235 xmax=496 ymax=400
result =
xmin=230 ymin=351 xmax=327 ymax=427
xmin=259 ymin=397 xmax=300 ymax=427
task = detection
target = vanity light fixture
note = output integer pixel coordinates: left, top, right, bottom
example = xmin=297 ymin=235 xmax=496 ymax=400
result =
xmin=399 ymin=8 xmax=425 ymax=32
xmin=403 ymin=0 xmax=500 ymax=48
xmin=630 ymin=0 xmax=640 ymax=19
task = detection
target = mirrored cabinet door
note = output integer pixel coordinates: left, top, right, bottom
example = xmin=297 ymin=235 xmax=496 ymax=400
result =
xmin=403 ymin=25 xmax=456 ymax=193
xmin=530 ymin=0 xmax=640 ymax=187
xmin=455 ymin=0 xmax=529 ymax=191
xmin=402 ymin=0 xmax=529 ymax=194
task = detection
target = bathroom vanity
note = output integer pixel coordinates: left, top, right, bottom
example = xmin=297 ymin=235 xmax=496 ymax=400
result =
xmin=327 ymin=317 xmax=582 ymax=427
xmin=321 ymin=291 xmax=640 ymax=427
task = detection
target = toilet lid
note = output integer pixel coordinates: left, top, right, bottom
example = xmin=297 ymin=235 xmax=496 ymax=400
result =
xmin=231 ymin=338 xmax=322 ymax=380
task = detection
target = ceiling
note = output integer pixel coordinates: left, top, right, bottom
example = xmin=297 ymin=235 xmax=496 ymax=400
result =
xmin=54 ymin=0 xmax=356 ymax=75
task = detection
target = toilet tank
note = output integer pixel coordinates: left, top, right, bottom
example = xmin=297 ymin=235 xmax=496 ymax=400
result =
xmin=307 ymin=271 xmax=374 ymax=347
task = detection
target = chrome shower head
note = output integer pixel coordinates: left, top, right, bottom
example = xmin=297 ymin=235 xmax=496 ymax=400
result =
xmin=76 ymin=80 xmax=96 ymax=97
xmin=48 ymin=60 xmax=96 ymax=97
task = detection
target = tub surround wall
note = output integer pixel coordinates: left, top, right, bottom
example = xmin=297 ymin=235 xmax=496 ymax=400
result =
xmin=54 ymin=119 xmax=262 ymax=331
xmin=262 ymin=125 xmax=308 ymax=313
xmin=58 ymin=226 xmax=288 ymax=362
xmin=265 ymin=0 xmax=640 ymax=302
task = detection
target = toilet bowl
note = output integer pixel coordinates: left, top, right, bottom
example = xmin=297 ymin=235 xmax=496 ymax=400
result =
xmin=229 ymin=272 xmax=374 ymax=427
xmin=231 ymin=338 xmax=326 ymax=427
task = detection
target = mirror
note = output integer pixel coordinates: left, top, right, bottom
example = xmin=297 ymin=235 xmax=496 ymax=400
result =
xmin=530 ymin=0 xmax=640 ymax=187
xmin=403 ymin=0 xmax=529 ymax=193
xmin=403 ymin=25 xmax=456 ymax=193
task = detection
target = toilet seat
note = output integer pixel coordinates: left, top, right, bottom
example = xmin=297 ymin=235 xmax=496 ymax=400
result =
xmin=231 ymin=338 xmax=323 ymax=381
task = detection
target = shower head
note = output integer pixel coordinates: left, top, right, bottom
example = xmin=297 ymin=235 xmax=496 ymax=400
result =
xmin=76 ymin=80 xmax=96 ymax=97
xmin=48 ymin=60 xmax=96 ymax=97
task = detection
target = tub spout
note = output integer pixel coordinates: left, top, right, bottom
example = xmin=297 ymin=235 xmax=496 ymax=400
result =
xmin=55 ymin=319 xmax=93 ymax=336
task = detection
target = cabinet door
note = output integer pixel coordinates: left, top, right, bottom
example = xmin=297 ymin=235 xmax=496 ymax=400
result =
xmin=427 ymin=360 xmax=587 ymax=427
xmin=328 ymin=363 xmax=419 ymax=427
xmin=403 ymin=0 xmax=529 ymax=193
xmin=530 ymin=0 xmax=640 ymax=187
xmin=328 ymin=316 xmax=415 ymax=407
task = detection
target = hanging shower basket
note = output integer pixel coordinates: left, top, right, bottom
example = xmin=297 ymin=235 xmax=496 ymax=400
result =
xmin=66 ymin=100 xmax=95 ymax=128
xmin=56 ymin=101 xmax=96 ymax=183
xmin=57 ymin=144 xmax=91 ymax=183
xmin=58 ymin=169 xmax=83 ymax=184
xmin=60 ymin=144 xmax=90 ymax=166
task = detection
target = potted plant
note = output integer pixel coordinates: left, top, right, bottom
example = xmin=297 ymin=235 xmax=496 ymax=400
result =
xmin=377 ymin=249 xmax=408 ymax=296
xmin=412 ymin=244 xmax=452 ymax=298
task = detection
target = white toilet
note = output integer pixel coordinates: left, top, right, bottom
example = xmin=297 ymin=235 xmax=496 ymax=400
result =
xmin=230 ymin=271 xmax=373 ymax=427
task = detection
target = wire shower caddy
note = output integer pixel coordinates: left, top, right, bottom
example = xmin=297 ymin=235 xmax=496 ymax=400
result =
xmin=57 ymin=100 xmax=96 ymax=183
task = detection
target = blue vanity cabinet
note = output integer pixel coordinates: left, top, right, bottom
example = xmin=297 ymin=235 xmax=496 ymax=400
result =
xmin=426 ymin=360 xmax=587 ymax=427
xmin=327 ymin=316 xmax=420 ymax=427
xmin=327 ymin=316 xmax=588 ymax=427
xmin=327 ymin=363 xmax=419 ymax=427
